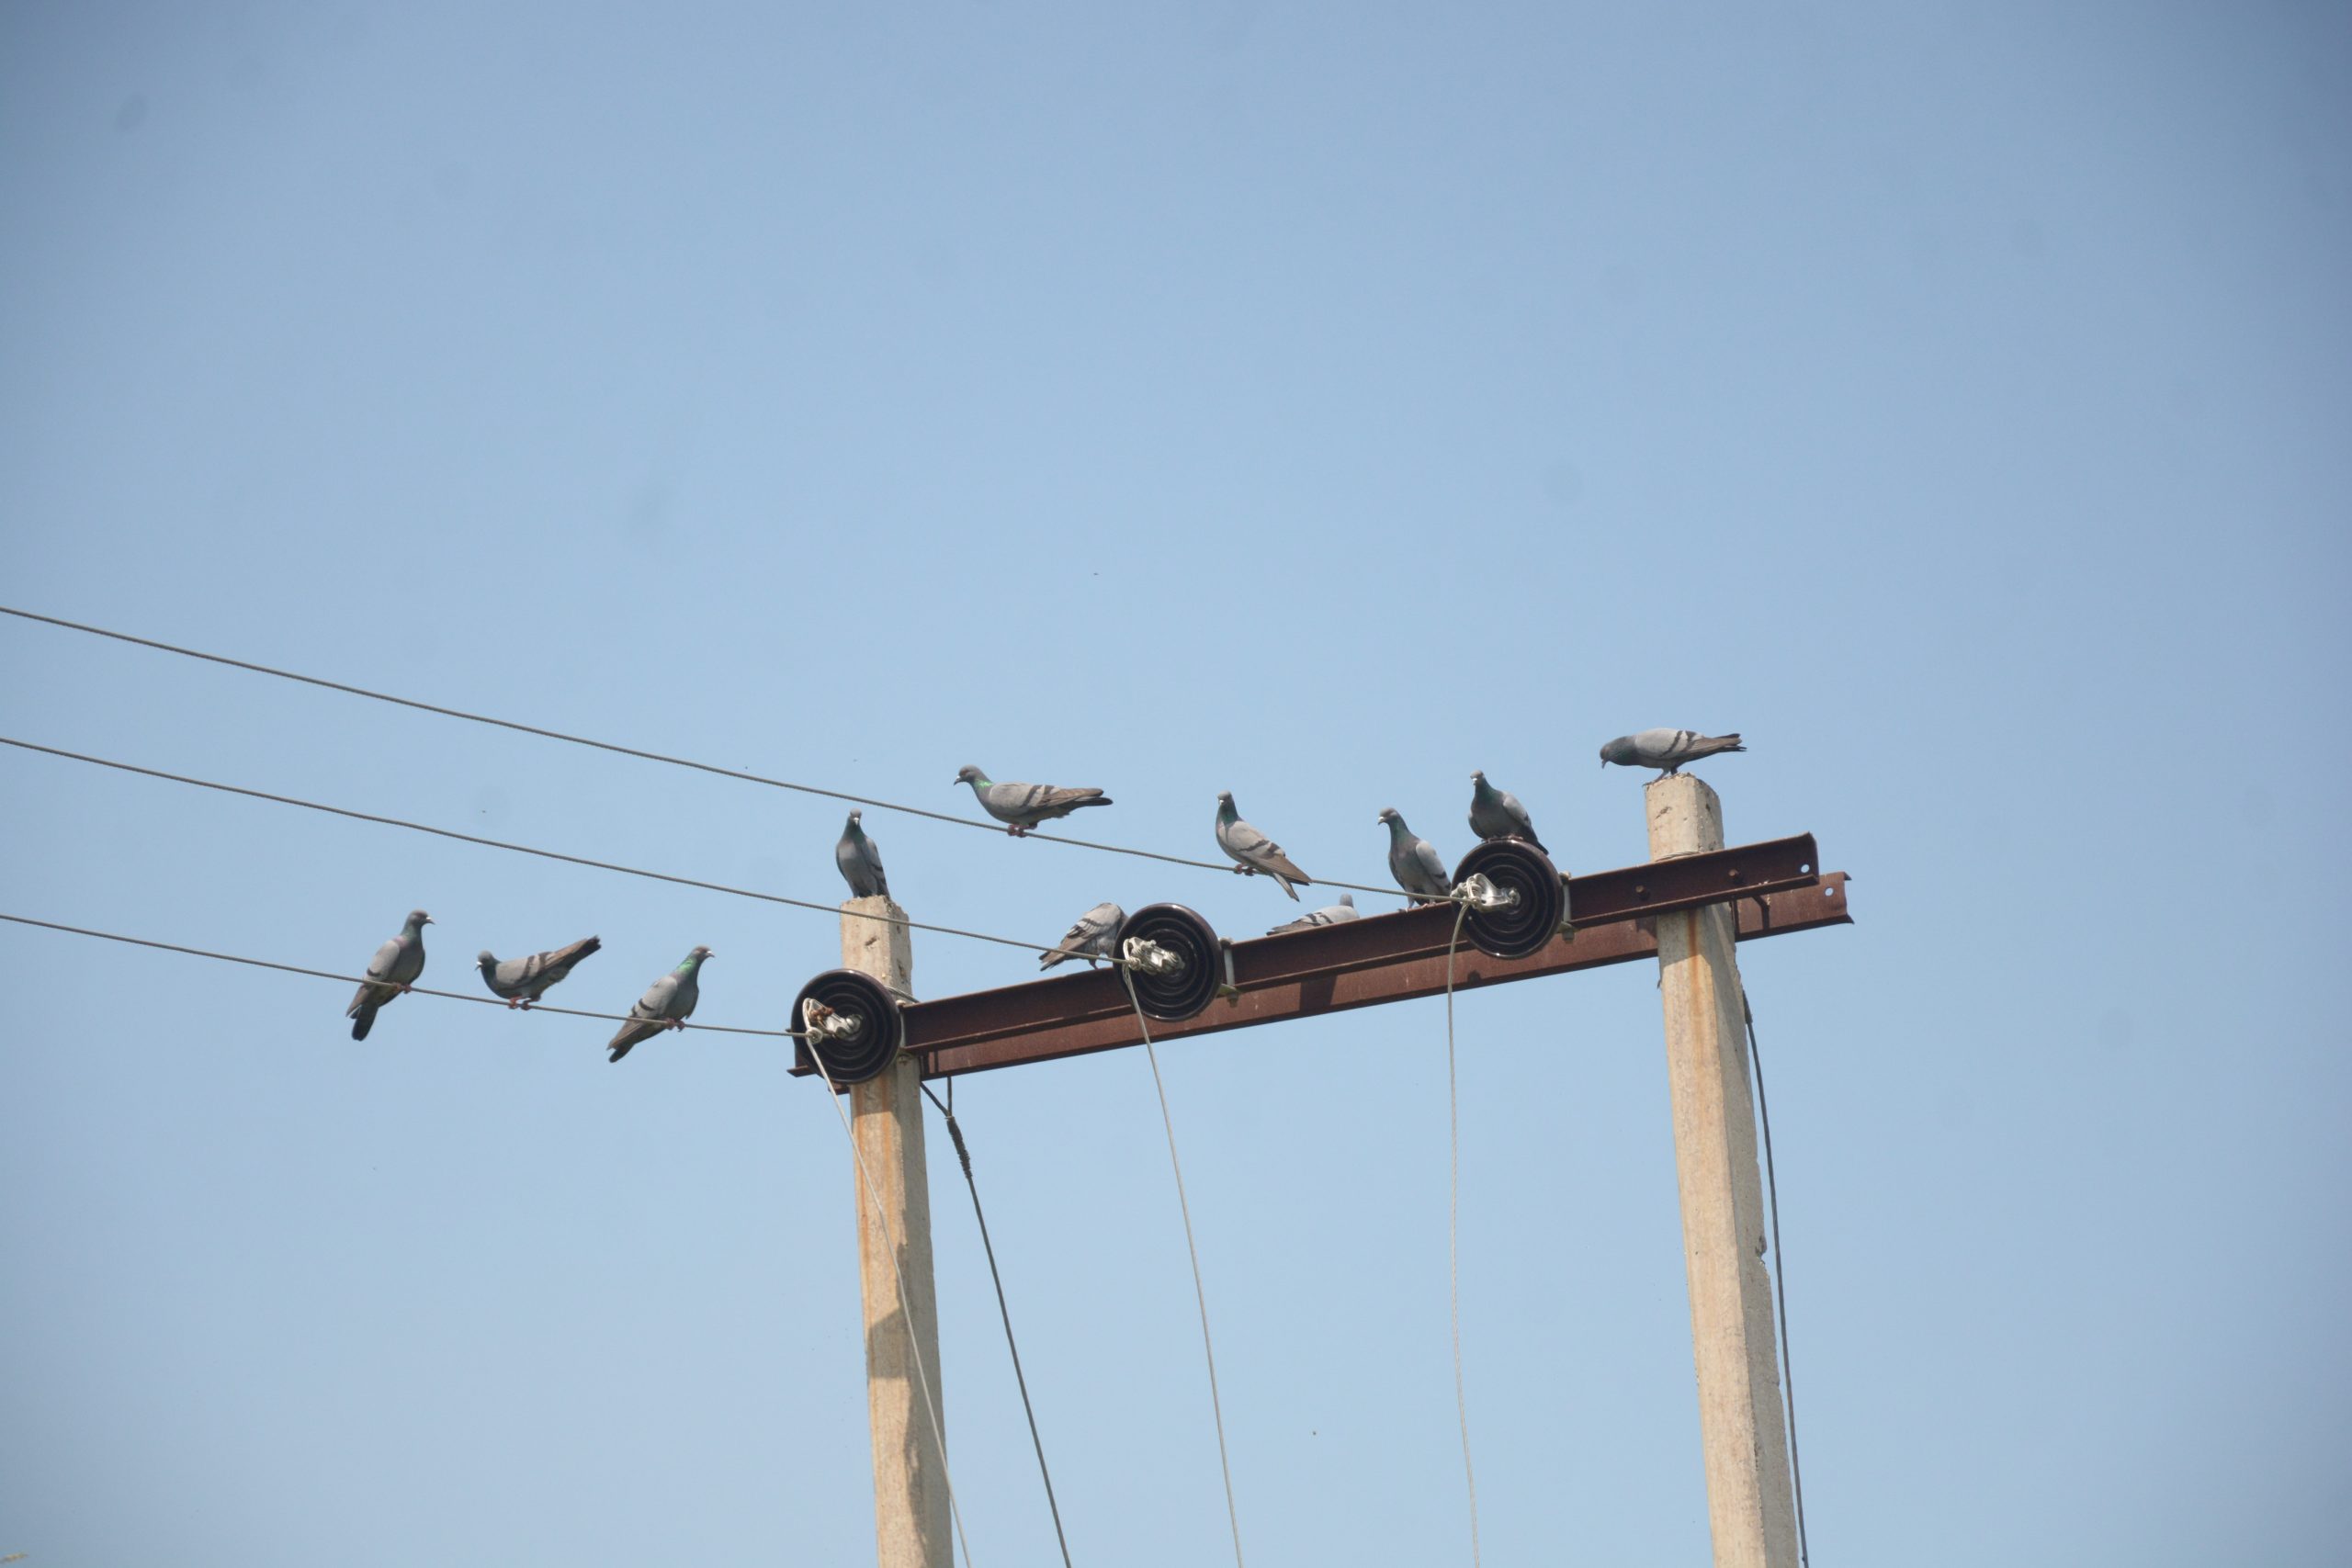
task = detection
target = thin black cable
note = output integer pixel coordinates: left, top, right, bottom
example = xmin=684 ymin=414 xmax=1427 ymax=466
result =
xmin=0 ymin=912 xmax=798 ymax=1037
xmin=1118 ymin=969 xmax=1246 ymax=1568
xmin=1442 ymin=900 xmax=1481 ymax=1567
xmin=0 ymin=736 xmax=1057 ymax=957
xmin=0 ymin=604 xmax=1423 ymax=903
xmin=1744 ymin=995 xmax=1811 ymax=1567
xmin=920 ymin=1081 xmax=1076 ymax=1568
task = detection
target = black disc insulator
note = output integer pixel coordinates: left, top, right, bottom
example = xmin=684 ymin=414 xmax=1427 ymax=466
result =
xmin=792 ymin=968 xmax=904 ymax=1085
xmin=1451 ymin=839 xmax=1566 ymax=960
xmin=1116 ymin=903 xmax=1222 ymax=1021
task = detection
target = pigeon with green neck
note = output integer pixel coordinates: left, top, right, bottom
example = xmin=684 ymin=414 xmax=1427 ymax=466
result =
xmin=1040 ymin=901 xmax=1125 ymax=971
xmin=606 ymin=945 xmax=712 ymax=1063
xmin=835 ymin=810 xmax=889 ymax=898
xmin=954 ymin=766 xmax=1113 ymax=836
xmin=1467 ymin=771 xmax=1546 ymax=852
xmin=347 ymin=908 xmax=430 ymax=1041
xmin=1377 ymin=808 xmax=1453 ymax=903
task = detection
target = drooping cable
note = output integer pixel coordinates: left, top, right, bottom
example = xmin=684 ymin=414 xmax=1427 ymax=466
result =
xmin=920 ymin=1081 xmax=1076 ymax=1568
xmin=0 ymin=605 xmax=1423 ymax=904
xmin=1744 ymin=995 xmax=1812 ymax=1567
xmin=1116 ymin=970 xmax=1246 ymax=1568
xmin=801 ymin=1041 xmax=975 ymax=1567
xmin=0 ymin=911 xmax=796 ymax=1037
xmin=1442 ymin=899 xmax=1482 ymax=1567
xmin=0 ymin=736 xmax=1058 ymax=957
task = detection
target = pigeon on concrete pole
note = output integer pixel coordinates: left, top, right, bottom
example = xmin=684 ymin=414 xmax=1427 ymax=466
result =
xmin=477 ymin=936 xmax=602 ymax=1010
xmin=1377 ymin=808 xmax=1453 ymax=903
xmin=1467 ymin=770 xmax=1546 ymax=852
xmin=1216 ymin=791 xmax=1312 ymax=899
xmin=1599 ymin=728 xmax=1747 ymax=778
xmin=347 ymin=908 xmax=430 ymax=1041
xmin=605 ymin=946 xmax=712 ymax=1063
xmin=836 ymin=810 xmax=889 ymax=898
xmin=954 ymin=765 xmax=1113 ymax=836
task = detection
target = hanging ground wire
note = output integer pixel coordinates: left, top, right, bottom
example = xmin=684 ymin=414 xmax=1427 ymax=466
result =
xmin=799 ymin=1044 xmax=976 ymax=1568
xmin=1442 ymin=899 xmax=1482 ymax=1567
xmin=920 ymin=1081 xmax=1076 ymax=1568
xmin=1745 ymin=995 xmax=1812 ymax=1567
xmin=1117 ymin=969 xmax=1247 ymax=1568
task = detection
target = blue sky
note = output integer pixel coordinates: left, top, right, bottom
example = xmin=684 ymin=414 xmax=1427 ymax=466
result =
xmin=3 ymin=3 xmax=2346 ymax=1563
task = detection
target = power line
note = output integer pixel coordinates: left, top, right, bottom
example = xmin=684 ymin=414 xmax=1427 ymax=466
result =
xmin=0 ymin=912 xmax=799 ymax=1038
xmin=0 ymin=735 xmax=1057 ymax=958
xmin=1745 ymin=995 xmax=1812 ymax=1568
xmin=0 ymin=604 xmax=1420 ymax=903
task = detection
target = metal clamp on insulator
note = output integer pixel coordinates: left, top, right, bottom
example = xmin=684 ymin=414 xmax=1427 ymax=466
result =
xmin=1122 ymin=936 xmax=1188 ymax=977
xmin=801 ymin=999 xmax=865 ymax=1041
xmin=1455 ymin=873 xmax=1521 ymax=913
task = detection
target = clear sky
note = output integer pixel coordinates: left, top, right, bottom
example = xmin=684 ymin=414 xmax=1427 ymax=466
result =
xmin=4 ymin=3 xmax=2346 ymax=1563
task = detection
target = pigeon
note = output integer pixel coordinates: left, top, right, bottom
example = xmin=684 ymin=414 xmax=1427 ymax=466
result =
xmin=1216 ymin=791 xmax=1311 ymax=899
xmin=605 ymin=945 xmax=713 ymax=1063
xmin=346 ymin=908 xmax=430 ymax=1041
xmin=1599 ymin=728 xmax=1747 ymax=777
xmin=476 ymin=936 xmax=602 ymax=1010
xmin=1268 ymin=894 xmax=1359 ymax=934
xmin=1377 ymin=808 xmax=1453 ymax=903
xmin=954 ymin=765 xmax=1113 ymax=836
xmin=1040 ymin=901 xmax=1125 ymax=971
xmin=1468 ymin=771 xmax=1546 ymax=852
xmin=836 ymin=809 xmax=889 ymax=899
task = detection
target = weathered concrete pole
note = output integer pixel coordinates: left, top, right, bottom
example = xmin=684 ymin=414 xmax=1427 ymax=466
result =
xmin=1645 ymin=775 xmax=1800 ymax=1568
xmin=841 ymin=894 xmax=949 ymax=1568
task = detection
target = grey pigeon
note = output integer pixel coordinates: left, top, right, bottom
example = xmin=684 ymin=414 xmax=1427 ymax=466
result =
xmin=1268 ymin=893 xmax=1358 ymax=935
xmin=954 ymin=765 xmax=1113 ymax=836
xmin=1377 ymin=808 xmax=1453 ymax=903
xmin=1599 ymin=728 xmax=1747 ymax=777
xmin=836 ymin=810 xmax=889 ymax=899
xmin=1040 ymin=901 xmax=1125 ymax=971
xmin=1216 ymin=791 xmax=1311 ymax=899
xmin=1467 ymin=771 xmax=1546 ymax=852
xmin=605 ymin=945 xmax=712 ymax=1064
xmin=347 ymin=908 xmax=430 ymax=1041
xmin=476 ymin=935 xmax=602 ymax=1010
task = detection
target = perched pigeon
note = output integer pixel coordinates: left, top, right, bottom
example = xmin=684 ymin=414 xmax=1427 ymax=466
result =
xmin=954 ymin=765 xmax=1113 ymax=836
xmin=605 ymin=945 xmax=713 ymax=1064
xmin=1216 ymin=791 xmax=1311 ymax=899
xmin=1468 ymin=771 xmax=1546 ymax=852
xmin=347 ymin=908 xmax=430 ymax=1041
xmin=1599 ymin=728 xmax=1747 ymax=777
xmin=1268 ymin=893 xmax=1359 ymax=935
xmin=836 ymin=810 xmax=889 ymax=899
xmin=1378 ymin=808 xmax=1453 ymax=903
xmin=1040 ymin=901 xmax=1125 ymax=971
xmin=476 ymin=936 xmax=602 ymax=1010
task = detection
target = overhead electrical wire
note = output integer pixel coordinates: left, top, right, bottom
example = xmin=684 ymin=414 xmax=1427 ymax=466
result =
xmin=1745 ymin=995 xmax=1813 ymax=1567
xmin=1118 ymin=968 xmax=1247 ymax=1568
xmin=0 ymin=604 xmax=1421 ymax=903
xmin=0 ymin=736 xmax=1064 ymax=959
xmin=0 ymin=912 xmax=800 ymax=1038
xmin=1441 ymin=901 xmax=1483 ymax=1568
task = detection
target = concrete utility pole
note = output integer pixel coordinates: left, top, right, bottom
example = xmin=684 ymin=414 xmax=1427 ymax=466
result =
xmin=1647 ymin=775 xmax=1801 ymax=1568
xmin=840 ymin=894 xmax=950 ymax=1568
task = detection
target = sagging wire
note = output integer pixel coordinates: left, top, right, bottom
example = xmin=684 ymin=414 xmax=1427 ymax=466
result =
xmin=1116 ymin=966 xmax=1247 ymax=1568
xmin=919 ymin=1080 xmax=1076 ymax=1568
xmin=0 ymin=605 xmax=1443 ymax=907
xmin=1441 ymin=895 xmax=1482 ymax=1568
xmin=0 ymin=737 xmax=1054 ymax=957
xmin=0 ymin=912 xmax=798 ymax=1038
xmin=799 ymin=1005 xmax=975 ymax=1568
xmin=1744 ymin=994 xmax=1812 ymax=1567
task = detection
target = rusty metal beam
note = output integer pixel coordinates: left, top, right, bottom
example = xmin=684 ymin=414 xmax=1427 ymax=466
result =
xmin=791 ymin=835 xmax=1849 ymax=1083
